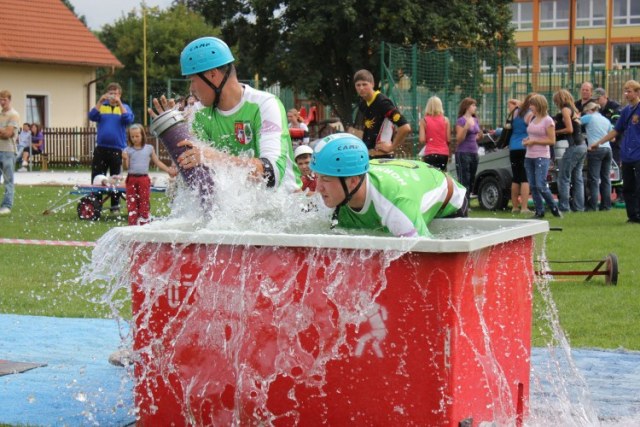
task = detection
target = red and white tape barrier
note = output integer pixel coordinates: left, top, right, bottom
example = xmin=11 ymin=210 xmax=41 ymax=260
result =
xmin=0 ymin=238 xmax=96 ymax=247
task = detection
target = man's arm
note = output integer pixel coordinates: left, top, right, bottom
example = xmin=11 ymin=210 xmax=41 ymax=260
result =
xmin=391 ymin=123 xmax=412 ymax=151
xmin=0 ymin=112 xmax=18 ymax=139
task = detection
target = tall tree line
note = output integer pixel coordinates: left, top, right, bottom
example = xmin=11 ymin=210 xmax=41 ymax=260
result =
xmin=64 ymin=0 xmax=515 ymax=126
xmin=180 ymin=0 xmax=516 ymax=125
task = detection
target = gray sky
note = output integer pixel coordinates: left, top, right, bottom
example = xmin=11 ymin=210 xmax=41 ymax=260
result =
xmin=69 ymin=0 xmax=174 ymax=30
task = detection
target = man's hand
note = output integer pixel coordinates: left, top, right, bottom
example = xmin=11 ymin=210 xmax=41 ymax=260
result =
xmin=374 ymin=141 xmax=394 ymax=154
xmin=148 ymin=95 xmax=176 ymax=120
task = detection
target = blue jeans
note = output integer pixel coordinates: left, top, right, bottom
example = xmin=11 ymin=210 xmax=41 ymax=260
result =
xmin=558 ymin=144 xmax=587 ymax=211
xmin=622 ymin=160 xmax=640 ymax=222
xmin=455 ymin=152 xmax=478 ymax=201
xmin=0 ymin=151 xmax=16 ymax=209
xmin=524 ymin=157 xmax=557 ymax=215
xmin=586 ymin=147 xmax=612 ymax=210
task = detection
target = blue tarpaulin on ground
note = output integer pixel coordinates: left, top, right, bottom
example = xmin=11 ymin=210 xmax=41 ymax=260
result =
xmin=0 ymin=314 xmax=134 ymax=426
xmin=1 ymin=314 xmax=639 ymax=426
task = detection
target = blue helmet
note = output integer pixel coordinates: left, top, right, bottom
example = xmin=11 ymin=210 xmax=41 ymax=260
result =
xmin=180 ymin=37 xmax=235 ymax=76
xmin=310 ymin=133 xmax=370 ymax=177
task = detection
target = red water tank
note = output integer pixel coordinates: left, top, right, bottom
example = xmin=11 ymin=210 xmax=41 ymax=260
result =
xmin=129 ymin=223 xmax=540 ymax=426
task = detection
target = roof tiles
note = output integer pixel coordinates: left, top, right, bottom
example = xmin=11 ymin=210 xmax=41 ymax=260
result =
xmin=0 ymin=0 xmax=122 ymax=68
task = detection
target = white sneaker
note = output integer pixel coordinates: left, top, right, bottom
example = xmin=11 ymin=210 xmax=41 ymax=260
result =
xmin=18 ymin=167 xmax=27 ymax=172
xmin=0 ymin=207 xmax=11 ymax=216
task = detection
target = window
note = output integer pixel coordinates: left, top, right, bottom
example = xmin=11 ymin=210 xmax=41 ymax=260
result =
xmin=510 ymin=2 xmax=533 ymax=30
xmin=612 ymin=43 xmax=640 ymax=68
xmin=540 ymin=0 xmax=570 ymax=29
xmin=504 ymin=47 xmax=533 ymax=73
xmin=576 ymin=44 xmax=606 ymax=70
xmin=576 ymin=0 xmax=606 ymax=27
xmin=540 ymin=46 xmax=569 ymax=71
xmin=613 ymin=0 xmax=640 ymax=25
xmin=26 ymin=95 xmax=46 ymax=127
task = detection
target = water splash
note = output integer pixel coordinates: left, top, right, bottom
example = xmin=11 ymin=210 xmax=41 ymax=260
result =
xmin=76 ymin=156 xmax=638 ymax=425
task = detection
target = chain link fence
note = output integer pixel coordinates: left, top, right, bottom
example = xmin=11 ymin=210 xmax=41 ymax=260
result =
xmin=379 ymin=42 xmax=640 ymax=156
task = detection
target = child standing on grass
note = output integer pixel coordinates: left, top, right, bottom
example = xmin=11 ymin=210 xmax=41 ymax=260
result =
xmin=123 ymin=124 xmax=176 ymax=225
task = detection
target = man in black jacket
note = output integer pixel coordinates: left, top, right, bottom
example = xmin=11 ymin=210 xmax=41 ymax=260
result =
xmin=593 ymin=87 xmax=623 ymax=204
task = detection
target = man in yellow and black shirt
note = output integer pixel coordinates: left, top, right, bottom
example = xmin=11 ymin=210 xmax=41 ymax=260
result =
xmin=354 ymin=69 xmax=411 ymax=159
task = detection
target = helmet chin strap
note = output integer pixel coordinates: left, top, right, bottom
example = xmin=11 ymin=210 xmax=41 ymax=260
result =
xmin=331 ymin=175 xmax=366 ymax=229
xmin=197 ymin=66 xmax=232 ymax=110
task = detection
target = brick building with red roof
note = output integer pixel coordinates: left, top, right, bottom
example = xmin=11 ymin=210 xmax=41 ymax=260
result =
xmin=0 ymin=0 xmax=123 ymax=127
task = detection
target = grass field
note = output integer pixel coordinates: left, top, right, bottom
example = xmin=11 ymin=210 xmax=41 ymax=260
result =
xmin=0 ymin=185 xmax=638 ymax=350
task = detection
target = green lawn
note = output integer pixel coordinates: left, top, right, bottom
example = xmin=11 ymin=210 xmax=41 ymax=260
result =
xmin=1 ymin=186 xmax=638 ymax=350
xmin=472 ymin=206 xmax=639 ymax=350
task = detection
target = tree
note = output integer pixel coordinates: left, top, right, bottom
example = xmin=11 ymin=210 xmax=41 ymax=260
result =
xmin=95 ymin=4 xmax=219 ymax=121
xmin=181 ymin=0 xmax=515 ymax=126
xmin=61 ymin=0 xmax=88 ymax=27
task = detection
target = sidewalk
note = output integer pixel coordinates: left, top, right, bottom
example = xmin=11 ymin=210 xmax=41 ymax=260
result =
xmin=13 ymin=170 xmax=169 ymax=187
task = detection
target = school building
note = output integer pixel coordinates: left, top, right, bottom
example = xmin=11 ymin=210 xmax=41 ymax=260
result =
xmin=509 ymin=0 xmax=640 ymax=73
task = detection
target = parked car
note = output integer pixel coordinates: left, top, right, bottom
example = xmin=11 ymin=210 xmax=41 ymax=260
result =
xmin=447 ymin=134 xmax=512 ymax=211
xmin=447 ymin=135 xmax=621 ymax=211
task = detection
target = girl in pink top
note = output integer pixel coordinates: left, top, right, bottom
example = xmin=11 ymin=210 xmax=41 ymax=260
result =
xmin=523 ymin=94 xmax=562 ymax=218
xmin=418 ymin=96 xmax=450 ymax=171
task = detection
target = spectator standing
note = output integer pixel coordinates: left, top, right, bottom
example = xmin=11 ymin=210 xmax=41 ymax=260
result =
xmin=294 ymin=145 xmax=317 ymax=192
xmin=16 ymin=123 xmax=31 ymax=171
xmin=593 ymin=87 xmax=624 ymax=204
xmin=455 ymin=97 xmax=482 ymax=203
xmin=507 ymin=96 xmax=533 ymax=213
xmin=21 ymin=123 xmax=44 ymax=168
xmin=523 ymin=94 xmax=562 ymax=219
xmin=553 ymin=89 xmax=587 ymax=212
xmin=287 ymin=108 xmax=310 ymax=148
xmin=582 ymin=102 xmax=613 ymax=211
xmin=150 ymin=36 xmax=301 ymax=191
xmin=310 ymin=133 xmax=467 ymax=237
xmin=354 ymin=69 xmax=411 ymax=159
xmin=574 ymin=81 xmax=593 ymax=113
xmin=396 ymin=68 xmax=411 ymax=91
xmin=122 ymin=124 xmax=177 ymax=226
xmin=592 ymin=80 xmax=640 ymax=224
xmin=89 ymin=82 xmax=134 ymax=213
xmin=418 ymin=96 xmax=450 ymax=171
xmin=0 ymin=89 xmax=19 ymax=216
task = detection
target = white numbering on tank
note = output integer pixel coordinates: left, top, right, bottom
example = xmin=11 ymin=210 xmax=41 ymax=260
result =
xmin=166 ymin=270 xmax=197 ymax=308
xmin=354 ymin=298 xmax=389 ymax=358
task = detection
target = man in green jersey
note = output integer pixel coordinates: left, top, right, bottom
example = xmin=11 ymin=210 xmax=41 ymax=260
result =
xmin=310 ymin=133 xmax=468 ymax=237
xmin=150 ymin=36 xmax=301 ymax=191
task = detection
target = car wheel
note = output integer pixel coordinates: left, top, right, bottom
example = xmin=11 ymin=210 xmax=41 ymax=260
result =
xmin=477 ymin=176 xmax=507 ymax=211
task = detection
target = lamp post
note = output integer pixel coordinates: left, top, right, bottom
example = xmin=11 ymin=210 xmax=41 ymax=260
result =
xmin=143 ymin=2 xmax=148 ymax=127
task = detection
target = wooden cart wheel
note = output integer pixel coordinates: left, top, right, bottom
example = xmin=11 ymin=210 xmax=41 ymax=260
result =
xmin=605 ymin=253 xmax=618 ymax=286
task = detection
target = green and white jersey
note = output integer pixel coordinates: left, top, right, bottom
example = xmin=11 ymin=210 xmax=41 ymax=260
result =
xmin=338 ymin=159 xmax=467 ymax=237
xmin=192 ymin=85 xmax=301 ymax=190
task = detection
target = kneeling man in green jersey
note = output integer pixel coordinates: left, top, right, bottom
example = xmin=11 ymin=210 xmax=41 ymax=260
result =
xmin=310 ymin=133 xmax=468 ymax=237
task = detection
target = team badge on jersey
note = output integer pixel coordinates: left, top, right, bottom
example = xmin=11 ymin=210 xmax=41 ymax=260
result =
xmin=235 ymin=122 xmax=253 ymax=144
xmin=633 ymin=114 xmax=639 ymax=125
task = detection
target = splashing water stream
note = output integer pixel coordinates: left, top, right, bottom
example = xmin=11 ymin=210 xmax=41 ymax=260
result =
xmin=76 ymin=160 xmax=638 ymax=426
